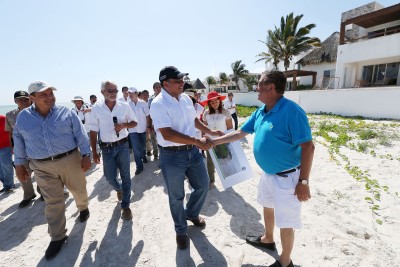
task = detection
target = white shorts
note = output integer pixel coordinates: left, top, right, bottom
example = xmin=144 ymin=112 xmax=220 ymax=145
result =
xmin=257 ymin=170 xmax=302 ymax=229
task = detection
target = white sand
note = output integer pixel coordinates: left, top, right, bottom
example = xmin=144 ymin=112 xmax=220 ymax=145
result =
xmin=0 ymin=117 xmax=399 ymax=267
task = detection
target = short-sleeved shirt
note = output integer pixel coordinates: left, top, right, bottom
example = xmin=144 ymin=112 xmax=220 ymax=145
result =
xmin=5 ymin=108 xmax=19 ymax=132
xmin=203 ymin=109 xmax=232 ymax=133
xmin=150 ymin=89 xmax=197 ymax=147
xmin=128 ymin=99 xmax=150 ymax=133
xmin=223 ymin=99 xmax=237 ymax=114
xmin=72 ymin=104 xmax=90 ymax=132
xmin=89 ymin=100 xmax=137 ymax=143
xmin=241 ymin=97 xmax=312 ymax=174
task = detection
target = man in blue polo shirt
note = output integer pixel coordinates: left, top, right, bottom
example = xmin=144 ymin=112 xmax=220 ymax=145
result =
xmin=212 ymin=71 xmax=314 ymax=267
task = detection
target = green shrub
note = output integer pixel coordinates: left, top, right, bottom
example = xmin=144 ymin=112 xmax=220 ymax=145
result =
xmin=358 ymin=129 xmax=378 ymax=140
xmin=237 ymin=105 xmax=258 ymax=117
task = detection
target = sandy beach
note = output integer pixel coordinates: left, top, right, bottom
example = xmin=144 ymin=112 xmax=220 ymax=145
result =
xmin=0 ymin=115 xmax=399 ymax=267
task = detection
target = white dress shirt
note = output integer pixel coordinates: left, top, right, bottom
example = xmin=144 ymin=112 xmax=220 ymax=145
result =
xmin=128 ymin=99 xmax=150 ymax=133
xmin=89 ymin=100 xmax=137 ymax=142
xmin=223 ymin=99 xmax=236 ymax=115
xmin=150 ymin=89 xmax=197 ymax=147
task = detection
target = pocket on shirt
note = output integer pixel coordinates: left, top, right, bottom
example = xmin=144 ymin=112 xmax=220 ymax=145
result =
xmin=54 ymin=121 xmax=72 ymax=134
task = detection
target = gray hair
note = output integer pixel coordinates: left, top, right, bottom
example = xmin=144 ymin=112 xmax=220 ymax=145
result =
xmin=100 ymin=80 xmax=117 ymax=92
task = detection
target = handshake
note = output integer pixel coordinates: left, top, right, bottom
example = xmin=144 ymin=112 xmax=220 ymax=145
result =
xmin=194 ymin=130 xmax=225 ymax=151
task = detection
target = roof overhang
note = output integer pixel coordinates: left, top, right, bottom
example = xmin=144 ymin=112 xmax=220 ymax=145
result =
xmin=340 ymin=3 xmax=400 ymax=44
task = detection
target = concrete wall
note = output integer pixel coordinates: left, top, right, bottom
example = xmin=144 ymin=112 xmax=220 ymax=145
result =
xmin=223 ymin=87 xmax=400 ymax=120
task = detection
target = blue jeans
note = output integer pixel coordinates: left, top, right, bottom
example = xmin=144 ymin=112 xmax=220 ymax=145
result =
xmin=101 ymin=141 xmax=131 ymax=209
xmin=0 ymin=146 xmax=14 ymax=190
xmin=129 ymin=132 xmax=146 ymax=171
xmin=160 ymin=146 xmax=209 ymax=235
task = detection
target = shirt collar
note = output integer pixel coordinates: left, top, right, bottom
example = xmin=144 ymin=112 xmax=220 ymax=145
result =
xmin=263 ymin=96 xmax=286 ymax=114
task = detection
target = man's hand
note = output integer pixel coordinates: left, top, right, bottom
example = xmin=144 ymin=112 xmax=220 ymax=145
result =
xmin=195 ymin=137 xmax=215 ymax=151
xmin=81 ymin=157 xmax=91 ymax=172
xmin=15 ymin=165 xmax=30 ymax=183
xmin=294 ymin=183 xmax=311 ymax=202
xmin=92 ymin=152 xmax=101 ymax=164
xmin=114 ymin=123 xmax=125 ymax=133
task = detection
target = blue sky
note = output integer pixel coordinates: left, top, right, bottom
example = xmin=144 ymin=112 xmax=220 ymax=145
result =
xmin=0 ymin=0 xmax=398 ymax=105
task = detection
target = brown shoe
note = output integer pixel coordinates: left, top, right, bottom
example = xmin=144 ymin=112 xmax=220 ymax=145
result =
xmin=121 ymin=208 xmax=132 ymax=220
xmin=176 ymin=234 xmax=189 ymax=249
xmin=116 ymin=190 xmax=122 ymax=202
xmin=187 ymin=216 xmax=206 ymax=228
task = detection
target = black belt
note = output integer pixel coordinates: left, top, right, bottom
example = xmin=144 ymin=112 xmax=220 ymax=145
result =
xmin=276 ymin=166 xmax=301 ymax=177
xmin=158 ymin=144 xmax=194 ymax=151
xmin=36 ymin=148 xmax=78 ymax=162
xmin=100 ymin=137 xmax=128 ymax=148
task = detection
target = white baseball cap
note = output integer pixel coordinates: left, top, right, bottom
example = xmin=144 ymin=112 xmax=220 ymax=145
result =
xmin=28 ymin=81 xmax=57 ymax=94
xmin=128 ymin=87 xmax=138 ymax=93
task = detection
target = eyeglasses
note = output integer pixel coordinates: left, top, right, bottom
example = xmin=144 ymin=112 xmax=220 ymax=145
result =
xmin=105 ymin=89 xmax=119 ymax=94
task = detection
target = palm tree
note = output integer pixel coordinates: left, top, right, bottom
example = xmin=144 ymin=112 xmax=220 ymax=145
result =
xmin=219 ymin=72 xmax=229 ymax=85
xmin=257 ymin=13 xmax=320 ymax=71
xmin=205 ymin=76 xmax=217 ymax=91
xmin=256 ymin=32 xmax=281 ymax=70
xmin=231 ymin=60 xmax=249 ymax=91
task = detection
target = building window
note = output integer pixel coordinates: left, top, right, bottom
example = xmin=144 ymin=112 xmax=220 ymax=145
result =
xmin=323 ymin=69 xmax=336 ymax=88
xmin=362 ymin=62 xmax=399 ymax=86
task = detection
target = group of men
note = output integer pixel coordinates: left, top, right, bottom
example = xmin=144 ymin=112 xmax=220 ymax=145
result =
xmin=1 ymin=67 xmax=314 ymax=267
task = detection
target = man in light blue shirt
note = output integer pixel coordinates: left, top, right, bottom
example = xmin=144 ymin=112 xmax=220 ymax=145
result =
xmin=13 ymin=81 xmax=91 ymax=261
xmin=212 ymin=71 xmax=314 ymax=267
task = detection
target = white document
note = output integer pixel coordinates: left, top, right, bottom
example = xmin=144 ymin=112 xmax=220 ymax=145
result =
xmin=208 ymin=131 xmax=254 ymax=189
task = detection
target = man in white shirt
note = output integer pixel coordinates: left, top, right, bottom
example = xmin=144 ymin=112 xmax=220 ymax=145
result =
xmin=150 ymin=66 xmax=221 ymax=250
xmin=118 ymin=86 xmax=129 ymax=102
xmin=89 ymin=81 xmax=137 ymax=220
xmin=127 ymin=87 xmax=151 ymax=175
xmin=71 ymin=96 xmax=91 ymax=133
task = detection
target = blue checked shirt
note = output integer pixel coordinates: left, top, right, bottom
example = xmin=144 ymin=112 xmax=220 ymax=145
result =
xmin=13 ymin=105 xmax=90 ymax=165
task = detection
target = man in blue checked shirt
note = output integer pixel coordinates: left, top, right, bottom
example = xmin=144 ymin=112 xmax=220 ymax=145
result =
xmin=13 ymin=81 xmax=91 ymax=261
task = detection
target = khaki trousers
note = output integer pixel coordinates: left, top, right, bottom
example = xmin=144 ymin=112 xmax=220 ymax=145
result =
xmin=20 ymin=162 xmax=36 ymax=200
xmin=30 ymin=149 xmax=89 ymax=241
xmin=146 ymin=131 xmax=158 ymax=156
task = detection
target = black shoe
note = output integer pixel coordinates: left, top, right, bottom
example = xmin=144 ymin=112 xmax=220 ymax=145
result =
xmin=40 ymin=194 xmax=44 ymax=201
xmin=45 ymin=236 xmax=68 ymax=260
xmin=143 ymin=157 xmax=148 ymax=163
xmin=79 ymin=208 xmax=90 ymax=222
xmin=187 ymin=216 xmax=206 ymax=228
xmin=154 ymin=155 xmax=158 ymax=159
xmin=245 ymin=235 xmax=276 ymax=250
xmin=176 ymin=234 xmax=189 ymax=249
xmin=147 ymin=151 xmax=152 ymax=156
xmin=135 ymin=169 xmax=143 ymax=175
xmin=268 ymin=260 xmax=294 ymax=267
xmin=19 ymin=194 xmax=37 ymax=208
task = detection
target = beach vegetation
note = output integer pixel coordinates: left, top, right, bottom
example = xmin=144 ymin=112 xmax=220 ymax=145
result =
xmin=231 ymin=60 xmax=249 ymax=91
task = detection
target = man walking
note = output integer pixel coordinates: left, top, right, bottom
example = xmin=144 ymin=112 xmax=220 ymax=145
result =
xmin=127 ymin=87 xmax=150 ymax=174
xmin=146 ymin=82 xmax=161 ymax=159
xmin=212 ymin=71 xmax=314 ymax=267
xmin=150 ymin=66 xmax=220 ymax=249
xmin=5 ymin=90 xmax=39 ymax=207
xmin=13 ymin=81 xmax=91 ymax=260
xmin=0 ymin=115 xmax=14 ymax=194
xmin=89 ymin=80 xmax=137 ymax=220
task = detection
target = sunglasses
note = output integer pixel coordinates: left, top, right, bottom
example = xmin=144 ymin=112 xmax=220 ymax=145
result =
xmin=105 ymin=89 xmax=119 ymax=94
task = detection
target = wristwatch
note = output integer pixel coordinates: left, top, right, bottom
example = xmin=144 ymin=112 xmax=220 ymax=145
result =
xmin=82 ymin=153 xmax=91 ymax=158
xmin=299 ymin=179 xmax=309 ymax=185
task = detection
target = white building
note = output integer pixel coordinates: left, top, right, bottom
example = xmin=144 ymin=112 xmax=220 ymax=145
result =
xmin=336 ymin=2 xmax=400 ymax=88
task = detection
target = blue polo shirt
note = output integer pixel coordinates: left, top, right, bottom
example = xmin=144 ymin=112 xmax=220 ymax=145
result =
xmin=241 ymin=97 xmax=312 ymax=174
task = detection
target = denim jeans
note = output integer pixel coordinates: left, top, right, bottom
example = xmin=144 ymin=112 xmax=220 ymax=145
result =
xmin=231 ymin=112 xmax=238 ymax=130
xmin=160 ymin=146 xmax=209 ymax=235
xmin=129 ymin=132 xmax=146 ymax=172
xmin=0 ymin=147 xmax=14 ymax=190
xmin=101 ymin=141 xmax=131 ymax=209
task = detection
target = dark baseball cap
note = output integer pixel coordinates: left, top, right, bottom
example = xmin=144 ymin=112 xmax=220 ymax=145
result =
xmin=14 ymin=90 xmax=30 ymax=99
xmin=159 ymin=66 xmax=188 ymax=83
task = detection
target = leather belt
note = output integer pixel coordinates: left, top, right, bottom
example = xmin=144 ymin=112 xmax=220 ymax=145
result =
xmin=276 ymin=166 xmax=301 ymax=177
xmin=158 ymin=144 xmax=194 ymax=151
xmin=100 ymin=137 xmax=128 ymax=148
xmin=36 ymin=148 xmax=77 ymax=162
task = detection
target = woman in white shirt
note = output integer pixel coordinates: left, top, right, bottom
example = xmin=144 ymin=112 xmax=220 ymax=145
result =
xmin=223 ymin=92 xmax=238 ymax=130
xmin=201 ymin=91 xmax=233 ymax=189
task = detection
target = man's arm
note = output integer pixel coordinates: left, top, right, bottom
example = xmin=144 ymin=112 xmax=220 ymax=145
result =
xmin=158 ymin=127 xmax=213 ymax=151
xmin=90 ymin=131 xmax=101 ymax=164
xmin=194 ymin=118 xmax=224 ymax=137
xmin=212 ymin=129 xmax=248 ymax=145
xmin=294 ymin=140 xmax=315 ymax=201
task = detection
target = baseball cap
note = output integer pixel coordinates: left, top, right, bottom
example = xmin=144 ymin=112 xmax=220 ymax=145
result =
xmin=14 ymin=90 xmax=30 ymax=99
xmin=159 ymin=66 xmax=188 ymax=83
xmin=28 ymin=81 xmax=57 ymax=94
xmin=128 ymin=87 xmax=138 ymax=93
